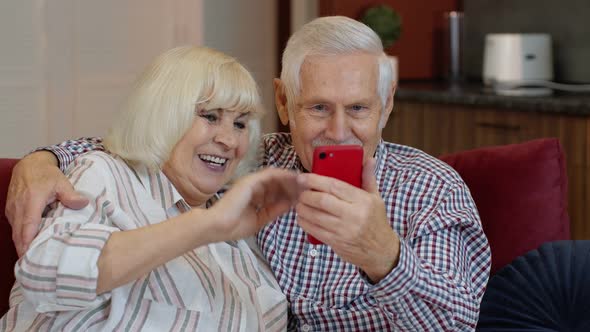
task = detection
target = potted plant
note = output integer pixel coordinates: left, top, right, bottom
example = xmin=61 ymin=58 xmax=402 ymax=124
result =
xmin=360 ymin=5 xmax=402 ymax=82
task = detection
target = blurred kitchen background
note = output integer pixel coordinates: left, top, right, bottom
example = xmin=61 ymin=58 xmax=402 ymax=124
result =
xmin=320 ymin=0 xmax=590 ymax=82
xmin=3 ymin=0 xmax=589 ymax=154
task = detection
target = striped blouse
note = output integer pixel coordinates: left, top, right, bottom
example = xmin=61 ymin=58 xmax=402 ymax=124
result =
xmin=0 ymin=151 xmax=287 ymax=332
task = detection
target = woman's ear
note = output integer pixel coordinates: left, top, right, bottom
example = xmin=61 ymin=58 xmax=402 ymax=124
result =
xmin=273 ymin=78 xmax=290 ymax=126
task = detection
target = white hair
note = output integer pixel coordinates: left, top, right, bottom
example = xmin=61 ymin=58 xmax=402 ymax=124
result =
xmin=104 ymin=46 xmax=263 ymax=177
xmin=280 ymin=16 xmax=393 ymax=125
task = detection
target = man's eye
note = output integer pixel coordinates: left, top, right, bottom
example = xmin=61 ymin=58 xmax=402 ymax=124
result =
xmin=350 ymin=105 xmax=366 ymax=112
xmin=234 ymin=121 xmax=246 ymax=130
xmin=311 ymin=104 xmax=327 ymax=112
xmin=201 ymin=114 xmax=218 ymax=122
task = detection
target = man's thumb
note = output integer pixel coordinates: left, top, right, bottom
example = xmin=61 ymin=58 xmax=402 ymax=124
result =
xmin=362 ymin=157 xmax=378 ymax=194
xmin=55 ymin=183 xmax=89 ymax=210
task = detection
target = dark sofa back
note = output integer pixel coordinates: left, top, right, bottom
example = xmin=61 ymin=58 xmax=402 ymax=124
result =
xmin=0 ymin=159 xmax=19 ymax=316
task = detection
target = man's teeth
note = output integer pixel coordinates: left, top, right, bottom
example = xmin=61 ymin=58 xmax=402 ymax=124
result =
xmin=199 ymin=154 xmax=227 ymax=165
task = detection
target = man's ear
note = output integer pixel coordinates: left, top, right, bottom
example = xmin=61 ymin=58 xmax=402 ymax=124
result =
xmin=380 ymin=81 xmax=397 ymax=129
xmin=273 ymin=78 xmax=290 ymax=126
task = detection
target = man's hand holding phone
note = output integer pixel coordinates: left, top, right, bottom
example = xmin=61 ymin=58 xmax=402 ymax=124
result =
xmin=307 ymin=145 xmax=363 ymax=244
xmin=296 ymin=146 xmax=401 ymax=283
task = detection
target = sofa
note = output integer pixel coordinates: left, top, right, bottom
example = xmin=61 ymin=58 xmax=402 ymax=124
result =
xmin=0 ymin=138 xmax=572 ymax=320
xmin=0 ymin=158 xmax=19 ymax=316
xmin=438 ymin=137 xmax=570 ymax=275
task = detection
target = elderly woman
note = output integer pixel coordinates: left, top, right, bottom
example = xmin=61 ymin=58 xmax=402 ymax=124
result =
xmin=0 ymin=46 xmax=297 ymax=331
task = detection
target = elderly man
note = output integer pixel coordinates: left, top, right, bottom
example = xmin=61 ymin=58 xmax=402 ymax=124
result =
xmin=7 ymin=16 xmax=490 ymax=330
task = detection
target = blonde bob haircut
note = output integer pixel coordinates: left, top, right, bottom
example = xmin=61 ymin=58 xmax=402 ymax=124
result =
xmin=104 ymin=46 xmax=263 ymax=176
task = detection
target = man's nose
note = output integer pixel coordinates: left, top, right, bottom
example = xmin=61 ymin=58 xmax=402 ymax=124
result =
xmin=325 ymin=110 xmax=349 ymax=142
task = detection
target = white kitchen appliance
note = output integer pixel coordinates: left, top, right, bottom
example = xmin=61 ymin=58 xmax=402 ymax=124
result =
xmin=483 ymin=33 xmax=553 ymax=96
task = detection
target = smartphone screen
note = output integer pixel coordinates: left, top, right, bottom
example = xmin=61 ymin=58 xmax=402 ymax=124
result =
xmin=307 ymin=145 xmax=363 ymax=245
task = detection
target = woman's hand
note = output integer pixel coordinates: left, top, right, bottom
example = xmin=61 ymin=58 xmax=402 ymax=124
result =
xmin=208 ymin=168 xmax=300 ymax=241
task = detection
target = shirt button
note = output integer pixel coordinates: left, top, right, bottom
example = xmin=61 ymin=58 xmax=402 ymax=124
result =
xmin=309 ymin=248 xmax=318 ymax=257
xmin=301 ymin=324 xmax=311 ymax=332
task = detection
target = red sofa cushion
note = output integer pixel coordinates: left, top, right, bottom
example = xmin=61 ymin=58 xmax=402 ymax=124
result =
xmin=0 ymin=159 xmax=19 ymax=316
xmin=439 ymin=139 xmax=570 ymax=275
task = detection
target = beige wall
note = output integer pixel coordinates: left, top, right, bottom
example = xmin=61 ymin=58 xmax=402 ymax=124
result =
xmin=291 ymin=0 xmax=318 ymax=32
xmin=0 ymin=0 xmax=278 ymax=158
xmin=203 ymin=0 xmax=277 ymax=136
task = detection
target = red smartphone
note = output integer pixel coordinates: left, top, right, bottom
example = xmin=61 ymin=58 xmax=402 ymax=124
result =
xmin=307 ymin=145 xmax=363 ymax=245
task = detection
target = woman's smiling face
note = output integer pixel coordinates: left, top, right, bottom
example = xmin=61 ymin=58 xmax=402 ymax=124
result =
xmin=162 ymin=107 xmax=251 ymax=207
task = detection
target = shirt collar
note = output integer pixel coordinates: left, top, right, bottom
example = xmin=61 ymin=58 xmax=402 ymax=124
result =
xmin=282 ymin=142 xmax=306 ymax=172
xmin=133 ymin=163 xmax=224 ymax=212
xmin=373 ymin=139 xmax=387 ymax=177
xmin=128 ymin=163 xmax=185 ymax=211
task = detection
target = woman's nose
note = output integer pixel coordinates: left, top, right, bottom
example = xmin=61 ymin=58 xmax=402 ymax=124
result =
xmin=214 ymin=125 xmax=239 ymax=150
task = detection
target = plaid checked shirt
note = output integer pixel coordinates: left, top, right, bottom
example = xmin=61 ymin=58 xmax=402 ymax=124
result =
xmin=42 ymin=133 xmax=491 ymax=331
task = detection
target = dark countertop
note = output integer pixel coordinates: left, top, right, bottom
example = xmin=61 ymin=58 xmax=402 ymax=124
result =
xmin=395 ymin=81 xmax=590 ymax=116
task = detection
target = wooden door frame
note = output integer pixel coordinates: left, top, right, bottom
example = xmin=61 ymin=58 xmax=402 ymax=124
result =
xmin=276 ymin=0 xmax=291 ymax=132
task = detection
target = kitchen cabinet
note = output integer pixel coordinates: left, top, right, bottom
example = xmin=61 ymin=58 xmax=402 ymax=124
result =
xmin=384 ymin=100 xmax=589 ymax=239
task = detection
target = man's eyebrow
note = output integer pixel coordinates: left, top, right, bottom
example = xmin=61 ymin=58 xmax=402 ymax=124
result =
xmin=345 ymin=98 xmax=374 ymax=105
xmin=298 ymin=97 xmax=330 ymax=105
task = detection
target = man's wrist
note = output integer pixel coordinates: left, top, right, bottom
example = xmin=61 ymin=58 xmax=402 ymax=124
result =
xmin=25 ymin=150 xmax=58 ymax=167
xmin=369 ymin=240 xmax=420 ymax=305
xmin=362 ymin=236 xmax=401 ymax=283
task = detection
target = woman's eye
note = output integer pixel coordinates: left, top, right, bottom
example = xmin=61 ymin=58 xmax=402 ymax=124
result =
xmin=201 ymin=114 xmax=218 ymax=122
xmin=234 ymin=121 xmax=246 ymax=130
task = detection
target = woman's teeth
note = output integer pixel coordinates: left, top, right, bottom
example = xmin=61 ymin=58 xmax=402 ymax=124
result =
xmin=199 ymin=154 xmax=227 ymax=166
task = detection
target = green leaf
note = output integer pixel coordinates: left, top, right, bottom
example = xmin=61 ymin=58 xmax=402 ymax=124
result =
xmin=360 ymin=5 xmax=402 ymax=49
